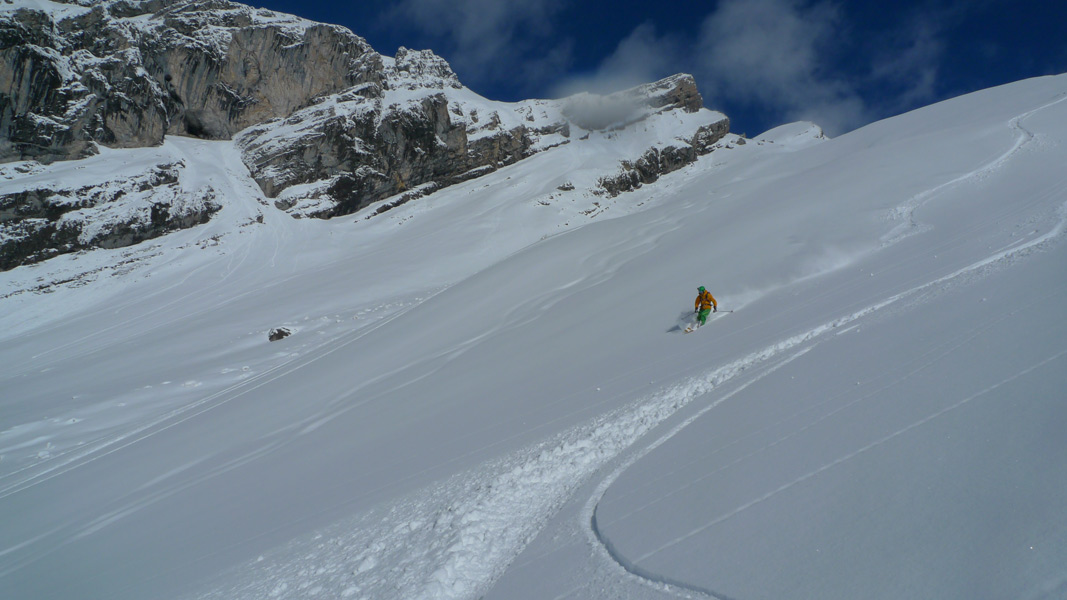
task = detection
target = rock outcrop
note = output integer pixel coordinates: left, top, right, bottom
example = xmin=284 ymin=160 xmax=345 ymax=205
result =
xmin=236 ymin=47 xmax=574 ymax=218
xmin=268 ymin=327 xmax=291 ymax=341
xmin=239 ymin=69 xmax=723 ymax=219
xmin=597 ymin=115 xmax=731 ymax=196
xmin=562 ymin=73 xmax=704 ymax=131
xmin=0 ymin=160 xmax=219 ymax=269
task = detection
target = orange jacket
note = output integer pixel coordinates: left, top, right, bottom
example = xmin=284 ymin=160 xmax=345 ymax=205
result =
xmin=695 ymin=289 xmax=717 ymax=311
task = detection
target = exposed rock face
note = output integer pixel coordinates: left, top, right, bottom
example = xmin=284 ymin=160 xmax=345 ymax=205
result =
xmin=0 ymin=160 xmax=219 ymax=269
xmin=597 ymin=116 xmax=731 ymax=196
xmin=236 ymin=47 xmax=572 ymax=218
xmin=268 ymin=327 xmax=291 ymax=341
xmin=0 ymin=0 xmax=379 ymax=162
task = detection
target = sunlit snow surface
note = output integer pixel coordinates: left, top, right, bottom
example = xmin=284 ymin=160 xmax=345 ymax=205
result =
xmin=2 ymin=76 xmax=1066 ymax=600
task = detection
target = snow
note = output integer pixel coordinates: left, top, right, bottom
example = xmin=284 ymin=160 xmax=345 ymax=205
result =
xmin=0 ymin=0 xmax=92 ymax=19
xmin=756 ymin=121 xmax=827 ymax=147
xmin=1 ymin=74 xmax=1067 ymax=600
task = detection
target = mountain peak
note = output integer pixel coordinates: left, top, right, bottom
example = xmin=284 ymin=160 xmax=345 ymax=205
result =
xmin=384 ymin=47 xmax=463 ymax=91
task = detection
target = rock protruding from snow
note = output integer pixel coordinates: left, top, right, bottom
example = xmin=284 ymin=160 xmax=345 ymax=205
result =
xmin=384 ymin=47 xmax=463 ymax=91
xmin=268 ymin=327 xmax=292 ymax=342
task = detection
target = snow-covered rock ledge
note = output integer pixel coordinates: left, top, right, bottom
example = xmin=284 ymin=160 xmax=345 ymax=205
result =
xmin=0 ymin=157 xmax=218 ymax=270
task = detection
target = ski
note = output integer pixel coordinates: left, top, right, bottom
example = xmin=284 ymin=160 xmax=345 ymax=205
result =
xmin=684 ymin=309 xmax=732 ymax=333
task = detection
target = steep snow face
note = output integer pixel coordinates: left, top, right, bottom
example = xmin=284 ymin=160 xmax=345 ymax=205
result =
xmin=1 ymin=74 xmax=1066 ymax=600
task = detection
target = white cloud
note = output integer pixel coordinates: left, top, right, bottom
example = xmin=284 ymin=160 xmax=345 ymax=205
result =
xmin=549 ymin=0 xmax=877 ymax=134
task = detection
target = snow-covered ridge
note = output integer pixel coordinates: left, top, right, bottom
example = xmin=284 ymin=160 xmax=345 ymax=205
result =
xmin=756 ymin=121 xmax=828 ymax=148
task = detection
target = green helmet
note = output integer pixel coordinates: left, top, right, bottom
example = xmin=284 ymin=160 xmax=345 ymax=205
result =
xmin=698 ymin=286 xmax=705 ymax=292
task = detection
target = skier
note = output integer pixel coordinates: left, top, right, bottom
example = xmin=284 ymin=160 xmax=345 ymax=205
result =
xmin=693 ymin=286 xmax=717 ymax=327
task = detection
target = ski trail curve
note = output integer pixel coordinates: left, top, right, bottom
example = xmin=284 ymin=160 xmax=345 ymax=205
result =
xmin=632 ymin=349 xmax=1067 ymax=566
xmin=881 ymin=92 xmax=1067 ymax=246
xmin=584 ymin=212 xmax=1067 ymax=597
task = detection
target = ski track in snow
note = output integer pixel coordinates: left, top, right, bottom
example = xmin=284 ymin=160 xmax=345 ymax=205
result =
xmin=192 ymin=95 xmax=1067 ymax=600
xmin=201 ymin=206 xmax=1062 ymax=599
xmin=881 ymin=93 xmax=1067 ymax=247
xmin=635 ymin=349 xmax=1067 ymax=566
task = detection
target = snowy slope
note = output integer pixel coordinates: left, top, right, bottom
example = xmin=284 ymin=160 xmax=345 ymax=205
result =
xmin=1 ymin=75 xmax=1066 ymax=600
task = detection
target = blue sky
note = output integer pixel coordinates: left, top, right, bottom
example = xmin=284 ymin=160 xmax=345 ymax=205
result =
xmin=247 ymin=0 xmax=1067 ymax=136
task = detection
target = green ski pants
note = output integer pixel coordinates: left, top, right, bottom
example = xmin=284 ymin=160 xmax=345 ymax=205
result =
xmin=697 ymin=308 xmax=711 ymax=325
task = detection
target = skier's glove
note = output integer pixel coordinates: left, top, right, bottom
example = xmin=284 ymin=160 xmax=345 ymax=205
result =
xmin=713 ymin=307 xmax=717 ymax=312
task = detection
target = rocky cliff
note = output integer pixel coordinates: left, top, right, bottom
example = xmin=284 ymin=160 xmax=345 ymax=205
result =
xmin=0 ymin=0 xmax=379 ymax=162
xmin=234 ymin=46 xmax=569 ymax=218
